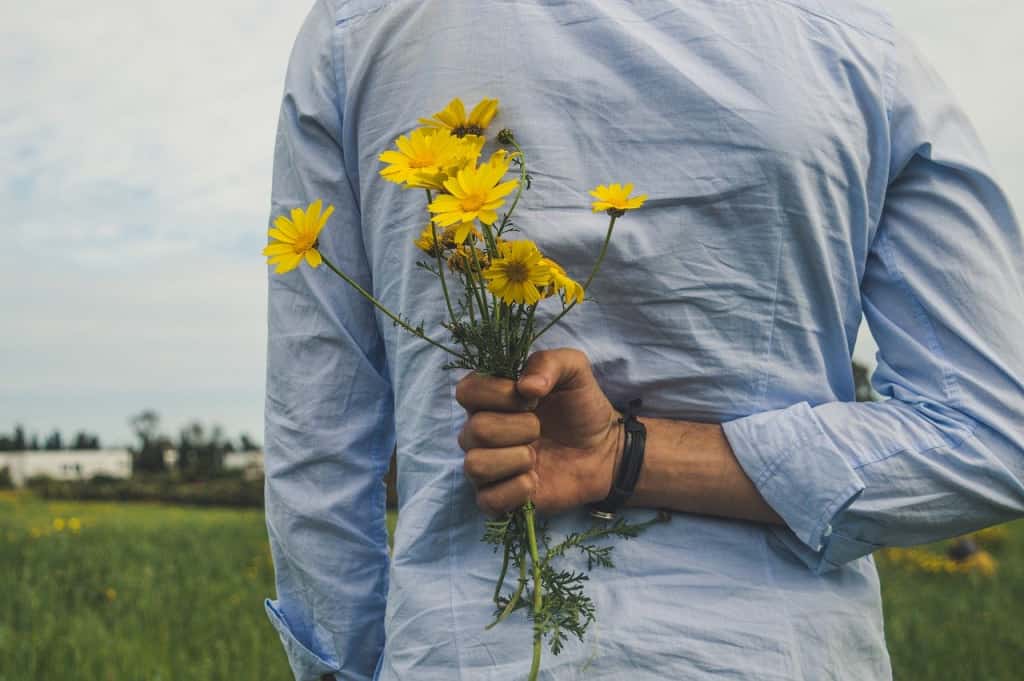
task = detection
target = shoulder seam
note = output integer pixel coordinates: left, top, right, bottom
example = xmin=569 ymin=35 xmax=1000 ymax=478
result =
xmin=762 ymin=0 xmax=895 ymax=45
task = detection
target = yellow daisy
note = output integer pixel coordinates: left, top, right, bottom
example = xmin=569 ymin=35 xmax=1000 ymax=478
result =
xmin=589 ymin=183 xmax=647 ymax=215
xmin=450 ymin=221 xmax=484 ymax=245
xmin=541 ymin=258 xmax=585 ymax=305
xmin=447 ymin=244 xmax=490 ymax=273
xmin=483 ymin=240 xmax=551 ymax=305
xmin=412 ymin=135 xmax=485 ymax=191
xmin=414 ymin=224 xmax=445 ymax=257
xmin=378 ymin=128 xmax=469 ymax=187
xmin=263 ymin=199 xmax=333 ymax=274
xmin=419 ymin=97 xmax=500 ymax=138
xmin=414 ymin=222 xmax=481 ymax=256
xmin=428 ymin=152 xmax=517 ymax=227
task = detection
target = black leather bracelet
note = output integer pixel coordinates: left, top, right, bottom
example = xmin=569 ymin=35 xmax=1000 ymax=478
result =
xmin=590 ymin=399 xmax=646 ymax=520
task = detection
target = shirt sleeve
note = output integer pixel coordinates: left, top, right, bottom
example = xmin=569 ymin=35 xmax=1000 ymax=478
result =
xmin=263 ymin=1 xmax=395 ymax=679
xmin=721 ymin=31 xmax=1024 ymax=574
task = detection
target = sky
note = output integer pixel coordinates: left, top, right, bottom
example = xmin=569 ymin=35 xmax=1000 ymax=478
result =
xmin=2 ymin=1 xmax=1021 ymax=448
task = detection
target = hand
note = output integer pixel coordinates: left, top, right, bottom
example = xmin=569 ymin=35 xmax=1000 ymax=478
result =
xmin=456 ymin=348 xmax=621 ymax=516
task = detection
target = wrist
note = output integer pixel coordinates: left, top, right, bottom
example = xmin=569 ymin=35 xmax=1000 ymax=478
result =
xmin=586 ymin=409 xmax=623 ymax=505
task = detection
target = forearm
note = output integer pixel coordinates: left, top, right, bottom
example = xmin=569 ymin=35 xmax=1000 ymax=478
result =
xmin=626 ymin=417 xmax=784 ymax=526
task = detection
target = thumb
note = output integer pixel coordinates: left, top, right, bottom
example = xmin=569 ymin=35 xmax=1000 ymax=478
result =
xmin=516 ymin=348 xmax=590 ymax=401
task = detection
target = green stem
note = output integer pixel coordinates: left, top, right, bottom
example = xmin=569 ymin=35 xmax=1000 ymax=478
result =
xmin=492 ymin=536 xmax=512 ymax=605
xmin=497 ymin=145 xmax=528 ymax=237
xmin=468 ymin=247 xmax=491 ymax=326
xmin=480 ymin=221 xmax=500 ymax=260
xmin=486 ymin=541 xmax=528 ymax=630
xmin=319 ymin=253 xmax=468 ymax=361
xmin=426 ymin=190 xmax=457 ymax=325
xmin=525 ymin=502 xmax=543 ymax=681
xmin=461 ymin=270 xmax=476 ymax=325
xmin=531 ymin=214 xmax=618 ymax=344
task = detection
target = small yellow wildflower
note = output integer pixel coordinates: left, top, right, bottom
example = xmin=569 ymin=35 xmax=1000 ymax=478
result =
xmin=958 ymin=550 xmax=997 ymax=576
xmin=414 ymin=223 xmax=444 ymax=256
xmin=483 ymin=240 xmax=551 ymax=305
xmin=412 ymin=135 xmax=485 ymax=191
xmin=263 ymin=200 xmax=333 ymax=274
xmin=52 ymin=517 xmax=65 ymax=531
xmin=429 ymin=153 xmax=517 ymax=227
xmin=30 ymin=527 xmax=42 ymax=539
xmin=414 ymin=222 xmax=481 ymax=256
xmin=419 ymin=97 xmax=499 ymax=138
xmin=69 ymin=517 xmax=82 ymax=533
xmin=447 ymin=245 xmax=490 ymax=273
xmin=104 ymin=587 xmax=117 ymax=602
xmin=541 ymin=258 xmax=585 ymax=305
xmin=590 ymin=183 xmax=647 ymax=215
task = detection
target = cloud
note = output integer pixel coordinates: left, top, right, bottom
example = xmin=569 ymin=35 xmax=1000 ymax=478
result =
xmin=1 ymin=0 xmax=310 ymax=266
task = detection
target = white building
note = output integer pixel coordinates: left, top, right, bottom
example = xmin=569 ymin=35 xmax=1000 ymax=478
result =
xmin=223 ymin=450 xmax=264 ymax=480
xmin=0 ymin=450 xmax=132 ymax=487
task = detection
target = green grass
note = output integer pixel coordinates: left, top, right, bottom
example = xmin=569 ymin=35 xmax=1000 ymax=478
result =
xmin=875 ymin=522 xmax=1024 ymax=679
xmin=0 ymin=491 xmax=290 ymax=681
xmin=2 ymin=491 xmax=1021 ymax=680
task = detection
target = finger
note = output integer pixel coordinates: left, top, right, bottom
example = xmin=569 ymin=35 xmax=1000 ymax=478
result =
xmin=476 ymin=471 xmax=539 ymax=516
xmin=463 ymin=445 xmax=535 ymax=489
xmin=455 ymin=372 xmax=538 ymax=413
xmin=458 ymin=411 xmax=541 ymax=451
xmin=516 ymin=348 xmax=592 ymax=401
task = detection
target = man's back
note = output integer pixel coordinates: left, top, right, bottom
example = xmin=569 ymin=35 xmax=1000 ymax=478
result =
xmin=264 ymin=2 xmax=1024 ymax=679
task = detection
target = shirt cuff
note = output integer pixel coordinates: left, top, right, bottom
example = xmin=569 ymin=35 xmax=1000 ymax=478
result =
xmin=722 ymin=401 xmax=866 ymax=554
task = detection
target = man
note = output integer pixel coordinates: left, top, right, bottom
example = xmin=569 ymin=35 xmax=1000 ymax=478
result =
xmin=263 ymin=1 xmax=1024 ymax=679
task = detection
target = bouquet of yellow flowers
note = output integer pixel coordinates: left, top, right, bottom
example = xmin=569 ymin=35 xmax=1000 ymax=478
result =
xmin=265 ymin=96 xmax=654 ymax=680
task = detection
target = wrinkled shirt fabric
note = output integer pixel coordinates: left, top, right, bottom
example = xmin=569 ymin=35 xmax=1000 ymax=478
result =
xmin=263 ymin=1 xmax=1024 ymax=680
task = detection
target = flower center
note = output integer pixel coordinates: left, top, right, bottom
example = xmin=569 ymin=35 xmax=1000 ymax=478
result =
xmin=459 ymin=192 xmax=487 ymax=212
xmin=453 ymin=125 xmax=484 ymax=138
xmin=294 ymin=234 xmax=316 ymax=252
xmin=504 ymin=261 xmax=529 ymax=284
xmin=408 ymin=155 xmax=436 ymax=169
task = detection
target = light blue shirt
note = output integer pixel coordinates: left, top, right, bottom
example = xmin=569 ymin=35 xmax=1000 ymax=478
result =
xmin=263 ymin=2 xmax=1024 ymax=679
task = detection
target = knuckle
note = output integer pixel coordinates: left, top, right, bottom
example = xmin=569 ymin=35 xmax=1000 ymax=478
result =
xmin=524 ymin=443 xmax=538 ymax=468
xmin=463 ymin=450 xmax=484 ymax=481
xmin=524 ymin=413 xmax=541 ymax=440
xmin=466 ymin=412 xmax=486 ymax=439
xmin=454 ymin=377 xmax=470 ymax=407
xmin=476 ymin=491 xmax=495 ymax=516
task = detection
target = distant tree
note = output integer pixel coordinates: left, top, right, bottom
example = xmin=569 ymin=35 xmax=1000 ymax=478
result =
xmin=29 ymin=434 xmax=39 ymax=450
xmin=0 ymin=435 xmax=12 ymax=452
xmin=71 ymin=431 xmax=101 ymax=450
xmin=239 ymin=433 xmax=260 ymax=452
xmin=129 ymin=410 xmax=167 ymax=473
xmin=13 ymin=425 xmax=26 ymax=451
xmin=176 ymin=421 xmax=231 ymax=480
xmin=44 ymin=430 xmax=63 ymax=450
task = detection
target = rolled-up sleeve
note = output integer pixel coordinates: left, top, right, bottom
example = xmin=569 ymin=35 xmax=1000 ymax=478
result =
xmin=263 ymin=1 xmax=395 ymax=679
xmin=723 ymin=32 xmax=1024 ymax=574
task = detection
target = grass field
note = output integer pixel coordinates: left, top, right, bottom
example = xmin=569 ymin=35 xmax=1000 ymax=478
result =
xmin=2 ymin=490 xmax=1021 ymax=680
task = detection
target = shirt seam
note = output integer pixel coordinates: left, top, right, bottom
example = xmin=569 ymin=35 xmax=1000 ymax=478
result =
xmin=444 ymin=371 xmax=466 ymax=681
xmin=760 ymin=0 xmax=895 ymax=44
xmin=877 ymin=228 xmax=964 ymax=409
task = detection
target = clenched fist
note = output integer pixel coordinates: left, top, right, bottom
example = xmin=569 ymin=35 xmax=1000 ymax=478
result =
xmin=456 ymin=348 xmax=621 ymax=516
